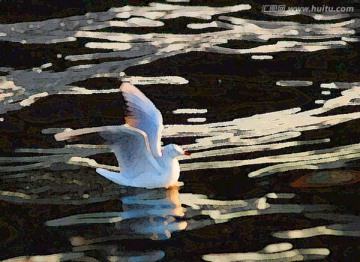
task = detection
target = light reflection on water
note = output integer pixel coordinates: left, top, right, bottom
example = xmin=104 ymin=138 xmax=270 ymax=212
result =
xmin=46 ymin=186 xmax=187 ymax=240
xmin=203 ymin=246 xmax=330 ymax=262
xmin=31 ymin=186 xmax=336 ymax=261
xmin=2 ymin=167 xmax=358 ymax=261
xmin=0 ymin=1 xmax=359 ymax=261
xmin=0 ymin=1 xmax=358 ymax=114
xmin=1 ymin=81 xmax=360 ymax=260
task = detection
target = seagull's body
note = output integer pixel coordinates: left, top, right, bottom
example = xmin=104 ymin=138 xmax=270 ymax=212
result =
xmin=96 ymin=83 xmax=189 ymax=189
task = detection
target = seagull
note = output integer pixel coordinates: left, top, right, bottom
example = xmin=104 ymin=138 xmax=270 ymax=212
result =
xmin=96 ymin=83 xmax=190 ymax=189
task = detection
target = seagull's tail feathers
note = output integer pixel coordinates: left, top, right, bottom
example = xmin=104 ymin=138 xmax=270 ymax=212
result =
xmin=96 ymin=168 xmax=130 ymax=186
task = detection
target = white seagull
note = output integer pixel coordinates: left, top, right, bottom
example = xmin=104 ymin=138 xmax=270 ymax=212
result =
xmin=96 ymin=83 xmax=190 ymax=189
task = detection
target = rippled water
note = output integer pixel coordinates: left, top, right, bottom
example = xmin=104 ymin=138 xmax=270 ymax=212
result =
xmin=1 ymin=1 xmax=360 ymax=261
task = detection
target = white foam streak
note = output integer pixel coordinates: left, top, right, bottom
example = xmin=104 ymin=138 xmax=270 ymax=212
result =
xmin=187 ymin=21 xmax=218 ymax=29
xmin=2 ymin=253 xmax=85 ymax=262
xmin=85 ymin=42 xmax=132 ymax=51
xmin=187 ymin=118 xmax=206 ymax=123
xmin=203 ymin=246 xmax=330 ymax=261
xmin=264 ymin=243 xmax=293 ymax=253
xmin=173 ymin=109 xmax=208 ymax=114
xmin=251 ymin=55 xmax=273 ymax=60
xmin=19 ymin=92 xmax=48 ymax=106
xmin=68 ymin=156 xmax=119 ymax=171
xmin=273 ymin=224 xmax=360 ymax=239
xmin=166 ymin=0 xmax=190 ymax=2
xmin=122 ymin=76 xmax=188 ymax=85
xmin=276 ymin=80 xmax=313 ymax=87
xmin=109 ymin=18 xmax=164 ymax=27
xmin=321 ymin=82 xmax=360 ymax=89
xmin=58 ymin=87 xmax=119 ymax=95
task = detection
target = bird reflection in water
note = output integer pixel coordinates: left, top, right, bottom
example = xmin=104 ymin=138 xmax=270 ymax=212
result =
xmin=115 ymin=185 xmax=187 ymax=240
xmin=46 ymin=185 xmax=187 ymax=240
xmin=43 ymin=186 xmax=186 ymax=261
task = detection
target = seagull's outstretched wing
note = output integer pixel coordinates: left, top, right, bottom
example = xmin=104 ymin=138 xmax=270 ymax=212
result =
xmin=100 ymin=125 xmax=161 ymax=178
xmin=120 ymin=82 xmax=163 ymax=157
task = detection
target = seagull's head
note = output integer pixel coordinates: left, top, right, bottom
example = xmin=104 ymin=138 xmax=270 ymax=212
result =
xmin=163 ymin=144 xmax=191 ymax=159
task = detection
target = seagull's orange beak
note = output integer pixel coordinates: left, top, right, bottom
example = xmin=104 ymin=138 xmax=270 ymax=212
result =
xmin=184 ymin=151 xmax=191 ymax=156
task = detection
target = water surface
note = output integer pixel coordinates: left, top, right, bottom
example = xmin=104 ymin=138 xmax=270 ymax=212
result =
xmin=1 ymin=1 xmax=360 ymax=261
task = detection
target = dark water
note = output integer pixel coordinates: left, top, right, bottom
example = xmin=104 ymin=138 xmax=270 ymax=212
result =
xmin=1 ymin=1 xmax=360 ymax=261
